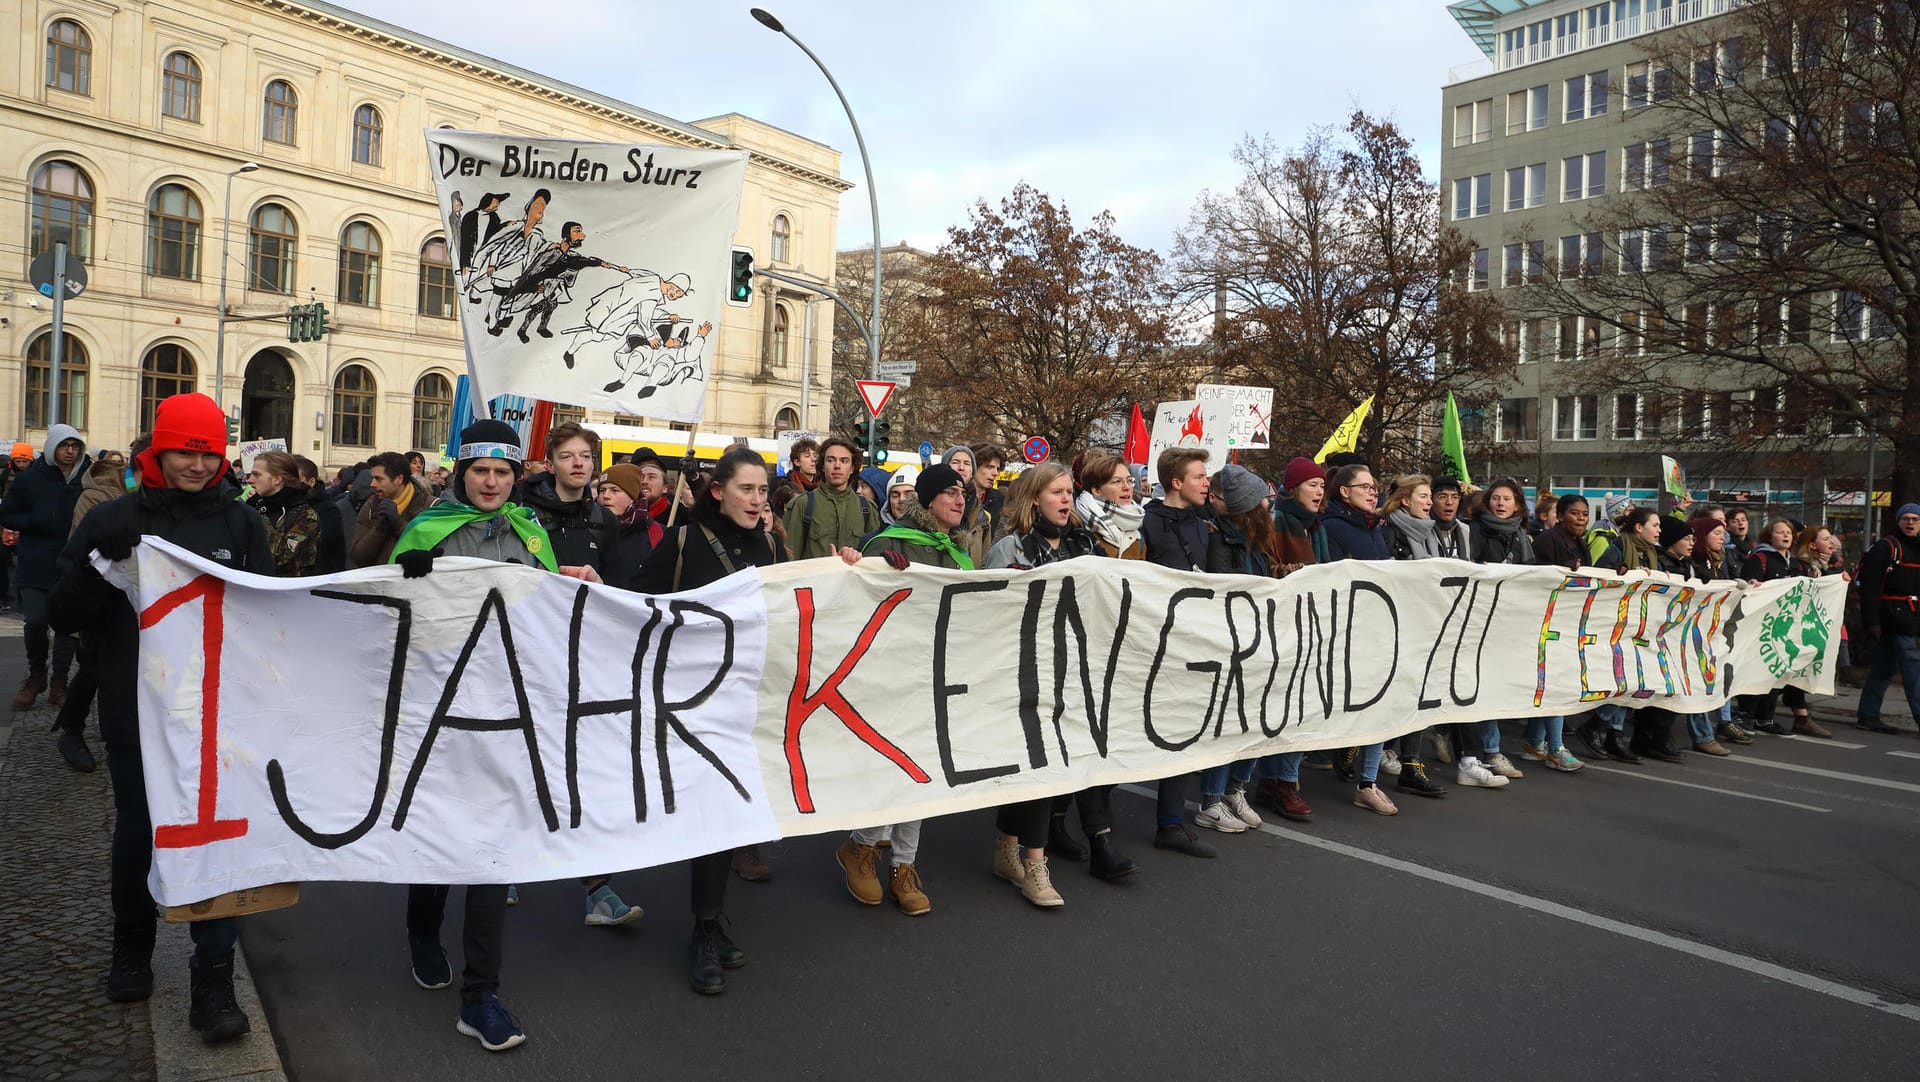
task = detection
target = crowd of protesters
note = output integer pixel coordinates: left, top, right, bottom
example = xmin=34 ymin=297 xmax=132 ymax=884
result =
xmin=12 ymin=391 xmax=1901 ymax=1054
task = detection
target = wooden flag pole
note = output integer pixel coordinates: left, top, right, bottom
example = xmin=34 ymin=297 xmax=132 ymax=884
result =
xmin=666 ymin=428 xmax=699 ymax=526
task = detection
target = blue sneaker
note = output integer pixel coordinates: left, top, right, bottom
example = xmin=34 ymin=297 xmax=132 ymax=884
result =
xmin=409 ymin=937 xmax=450 ymax=990
xmin=584 ymin=884 xmax=642 ymax=926
xmin=456 ymin=992 xmax=526 ymax=1052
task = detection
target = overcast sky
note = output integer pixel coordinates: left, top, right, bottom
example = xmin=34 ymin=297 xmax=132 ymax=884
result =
xmin=348 ymin=0 xmax=1487 ymax=257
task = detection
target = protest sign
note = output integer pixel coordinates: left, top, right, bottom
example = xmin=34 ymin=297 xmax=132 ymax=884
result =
xmin=776 ymin=430 xmax=816 ymax=475
xmin=236 ymin=439 xmax=286 ymax=471
xmin=1195 ymin=384 xmax=1274 ymax=450
xmin=1661 ymin=455 xmax=1690 ymax=500
xmin=425 ymin=132 xmax=749 ymax=423
xmin=1146 ymin=399 xmax=1237 ymax=474
xmin=109 ymin=540 xmax=1843 ymax=908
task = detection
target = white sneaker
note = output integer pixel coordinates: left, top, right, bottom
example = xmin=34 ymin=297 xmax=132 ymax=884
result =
xmin=1195 ymin=802 xmax=1250 ymax=833
xmin=1381 ymin=749 xmax=1402 ymax=776
xmin=1456 ymin=757 xmax=1509 ymax=788
xmin=1223 ymin=789 xmax=1263 ymax=829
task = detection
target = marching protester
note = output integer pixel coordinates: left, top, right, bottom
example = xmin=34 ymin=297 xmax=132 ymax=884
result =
xmin=1273 ymin=457 xmax=1329 ymax=569
xmin=248 ymin=451 xmax=323 ymax=577
xmin=1471 ymin=479 xmax=1578 ymax=773
xmin=595 ymin=463 xmax=663 ymax=564
xmin=782 ymin=436 xmax=880 ymax=559
xmin=1073 ymin=451 xmax=1145 ymax=559
xmin=1616 ymin=516 xmax=1699 ymax=763
xmin=787 ymin=436 xmax=820 ymax=493
xmin=350 ymin=453 xmax=425 ymax=569
xmin=937 ymin=445 xmax=996 ymax=564
xmin=2 ymin=423 xmax=90 ymax=710
xmin=1617 ymin=508 xmax=1663 ymax=573
xmin=1856 ymin=504 xmax=1920 ymax=734
xmin=1736 ymin=518 xmax=1799 ymax=735
xmin=836 ymin=462 xmax=974 ymax=915
xmin=1726 ymin=507 xmax=1755 ymax=561
xmin=971 ymin=442 xmax=1007 ymax=530
xmin=1139 ymin=447 xmax=1222 ymax=853
xmin=882 ymin=465 xmax=918 ymax=526
xmin=1780 ymin=524 xmax=1845 ymax=739
xmin=1430 ymin=476 xmax=1471 ymax=558
xmin=53 ymin=393 xmax=269 ymax=1044
xmin=1533 ymin=493 xmax=1589 ymax=570
xmin=48 ymin=447 xmax=130 ymax=772
xmin=856 ymin=466 xmax=890 ymax=511
xmin=297 ymin=456 xmax=349 ymax=573
xmin=1687 ymin=515 xmax=1753 ymax=748
xmin=1193 ymin=464 xmax=1280 ymax=832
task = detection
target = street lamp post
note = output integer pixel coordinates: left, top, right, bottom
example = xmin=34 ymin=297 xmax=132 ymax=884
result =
xmin=215 ymin=161 xmax=261 ymax=415
xmin=751 ymin=8 xmax=884 ymax=458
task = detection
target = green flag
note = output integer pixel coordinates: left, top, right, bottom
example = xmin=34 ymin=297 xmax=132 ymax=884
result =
xmin=1442 ymin=391 xmax=1472 ymax=485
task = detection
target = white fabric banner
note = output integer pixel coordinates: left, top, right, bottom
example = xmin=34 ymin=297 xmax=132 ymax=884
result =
xmin=425 ymin=131 xmax=749 ymax=423
xmin=108 ymin=540 xmax=1843 ymax=905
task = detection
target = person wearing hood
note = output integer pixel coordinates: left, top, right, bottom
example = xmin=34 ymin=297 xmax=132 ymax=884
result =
xmin=247 ymin=451 xmax=322 ymax=576
xmin=2 ymin=422 xmax=91 ymax=710
xmin=71 ymin=448 xmax=128 ymax=532
xmin=881 ymin=464 xmax=919 ymax=526
xmin=1073 ymin=451 xmax=1145 ymax=559
xmin=350 ymin=454 xmax=425 ymax=568
xmin=48 ymin=446 xmax=130 ymax=771
xmin=856 ymin=466 xmax=890 ymax=512
xmin=51 ymin=393 xmax=271 ymax=1044
xmin=939 ymin=444 xmax=997 ymax=561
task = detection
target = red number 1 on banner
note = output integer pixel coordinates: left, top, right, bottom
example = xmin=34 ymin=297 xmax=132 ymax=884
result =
xmin=140 ymin=574 xmax=248 ymax=849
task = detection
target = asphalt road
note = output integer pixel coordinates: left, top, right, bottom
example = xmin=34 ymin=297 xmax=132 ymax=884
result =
xmin=240 ymin=719 xmax=1920 ymax=1081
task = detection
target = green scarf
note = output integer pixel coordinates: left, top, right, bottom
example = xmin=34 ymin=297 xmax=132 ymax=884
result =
xmin=862 ymin=525 xmax=975 ymax=570
xmin=389 ymin=501 xmax=558 ymax=572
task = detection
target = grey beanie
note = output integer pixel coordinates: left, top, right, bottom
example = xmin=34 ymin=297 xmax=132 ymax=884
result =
xmin=941 ymin=445 xmax=973 ymax=467
xmin=1216 ymin=464 xmax=1270 ymax=515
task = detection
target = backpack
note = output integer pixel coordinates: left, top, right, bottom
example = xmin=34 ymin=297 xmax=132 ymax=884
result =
xmin=798 ymin=488 xmax=878 ymax=556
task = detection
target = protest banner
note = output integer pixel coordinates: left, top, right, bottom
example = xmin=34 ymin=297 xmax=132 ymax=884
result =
xmin=108 ymin=539 xmax=1844 ymax=908
xmin=236 ymin=438 xmax=287 ymax=471
xmin=1195 ymin=384 xmax=1274 ymax=450
xmin=1146 ymin=399 xmax=1236 ymax=474
xmin=1661 ymin=454 xmax=1690 ymax=500
xmin=425 ymin=132 xmax=750 ymax=423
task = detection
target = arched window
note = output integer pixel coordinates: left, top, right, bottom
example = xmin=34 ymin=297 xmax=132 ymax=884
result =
xmin=332 ymin=364 xmax=376 ymax=446
xmin=338 ymin=221 xmax=381 ymax=306
xmin=147 ymin=183 xmax=203 ymax=280
xmin=412 ymin=372 xmax=454 ymax=450
xmin=774 ymin=406 xmax=799 ymax=433
xmin=248 ymin=203 xmax=297 ymax=293
xmin=161 ymin=52 xmax=201 ymax=121
xmin=263 ymin=79 xmax=298 ymax=144
xmin=46 ymin=19 xmax=91 ymax=95
xmin=25 ymin=331 xmax=89 ymax=430
xmin=141 ymin=344 xmax=197 ymax=431
xmin=418 ymin=237 xmax=455 ymax=318
xmin=29 ymin=160 xmax=94 ymax=261
xmin=771 ymin=304 xmax=790 ymax=366
xmin=771 ymin=213 xmax=791 ymax=263
xmin=352 ymin=104 xmax=382 ymax=165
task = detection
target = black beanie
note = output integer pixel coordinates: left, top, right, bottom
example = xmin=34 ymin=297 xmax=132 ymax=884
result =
xmin=453 ymin=419 xmax=525 ymax=497
xmin=915 ymin=463 xmax=964 ymax=508
xmin=1658 ymin=515 xmax=1692 ymax=550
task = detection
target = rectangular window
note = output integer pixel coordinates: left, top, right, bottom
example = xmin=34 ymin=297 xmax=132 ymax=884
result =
xmin=1624 ymin=143 xmax=1646 ymax=190
xmin=1508 ymin=85 xmax=1549 ymax=134
xmin=1554 ymin=396 xmax=1575 ymax=441
xmin=1563 ymin=150 xmax=1606 ymax=200
xmin=1558 ymin=317 xmax=1577 ymax=360
xmin=1584 ymin=230 xmax=1604 ymax=276
xmin=1565 ymin=75 xmax=1585 ymax=122
xmin=1691 ymin=130 xmax=1717 ymax=176
xmin=1648 ymin=225 xmax=1670 ymax=270
xmin=1509 ymin=163 xmax=1548 ymax=210
xmin=1622 ymin=228 xmax=1644 ymax=273
xmin=1527 ymin=238 xmax=1546 ymax=282
xmin=1560 ymin=234 xmax=1581 ymax=276
xmin=1453 ymin=174 xmax=1491 ymax=220
xmin=1723 ymin=37 xmax=1747 ymax=84
xmin=1565 ymin=70 xmax=1609 ymax=121
xmin=1787 ymin=295 xmax=1812 ymax=342
xmin=1614 ymin=393 xmax=1642 ymax=440
xmin=1553 ymin=396 xmax=1601 ymax=441
xmin=1650 ymin=138 xmax=1671 ymax=186
xmin=1498 ymin=398 xmax=1536 ymax=442
xmin=1470 ymin=247 xmax=1489 ymax=291
xmin=1505 ymin=242 xmax=1524 ymax=287
xmin=1627 ymin=62 xmax=1651 ymax=108
xmin=1453 ymin=99 xmax=1493 ymax=145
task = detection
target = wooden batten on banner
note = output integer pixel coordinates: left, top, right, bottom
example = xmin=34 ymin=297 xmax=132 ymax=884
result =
xmin=164 ymin=882 xmax=301 ymax=922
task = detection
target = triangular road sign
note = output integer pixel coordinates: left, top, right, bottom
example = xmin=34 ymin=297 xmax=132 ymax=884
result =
xmin=856 ymin=380 xmax=896 ymax=417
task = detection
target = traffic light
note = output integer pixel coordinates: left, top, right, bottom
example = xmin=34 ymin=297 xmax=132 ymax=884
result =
xmin=727 ymin=246 xmax=755 ymax=308
xmin=287 ymin=303 xmax=332 ymax=343
xmin=851 ymin=425 xmax=870 ymax=456
xmin=311 ymin=302 xmax=328 ymax=339
xmin=226 ymin=413 xmax=240 ymax=443
xmin=286 ymin=304 xmax=307 ymax=342
xmin=873 ymin=417 xmax=892 ymax=460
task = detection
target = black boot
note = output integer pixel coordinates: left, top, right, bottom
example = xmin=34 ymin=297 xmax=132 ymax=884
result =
xmin=1574 ymin=720 xmax=1612 ymax=762
xmin=1394 ymin=760 xmax=1448 ymax=798
xmin=187 ymin=951 xmax=250 ymax=1042
xmin=1087 ymin=830 xmax=1140 ymax=881
xmin=1603 ymin=730 xmax=1642 ymax=764
xmin=688 ymin=919 xmax=742 ymax=995
xmin=1045 ymin=813 xmax=1089 ymax=862
xmin=105 ymin=934 xmax=155 ymax=1002
xmin=57 ymin=728 xmax=96 ymax=772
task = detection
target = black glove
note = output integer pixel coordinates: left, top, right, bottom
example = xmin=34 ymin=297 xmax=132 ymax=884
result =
xmin=96 ymin=525 xmax=141 ymax=562
xmin=395 ymin=547 xmax=438 ymax=579
xmin=373 ymin=497 xmax=401 ymax=531
xmin=880 ymin=550 xmax=910 ymax=571
xmin=680 ymin=451 xmax=701 ymax=483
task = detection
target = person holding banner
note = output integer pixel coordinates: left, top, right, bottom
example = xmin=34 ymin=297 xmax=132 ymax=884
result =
xmin=1735 ymin=519 xmax=1799 ymax=736
xmin=51 ymin=393 xmax=272 ymax=1044
xmin=940 ymin=446 xmax=995 ymax=566
xmin=1688 ymin=516 xmax=1755 ymax=748
xmin=1855 ymin=504 xmax=1920 ymax=735
xmin=1193 ymin=464 xmax=1283 ymax=833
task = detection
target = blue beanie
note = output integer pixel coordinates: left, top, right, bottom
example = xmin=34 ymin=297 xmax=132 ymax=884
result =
xmin=1897 ymin=503 xmax=1920 ymax=521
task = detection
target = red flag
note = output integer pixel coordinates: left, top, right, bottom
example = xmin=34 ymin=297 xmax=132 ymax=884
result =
xmin=1124 ymin=403 xmax=1150 ymax=465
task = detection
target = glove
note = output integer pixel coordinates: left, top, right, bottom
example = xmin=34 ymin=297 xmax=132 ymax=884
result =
xmin=96 ymin=524 xmax=141 ymax=562
xmin=373 ymin=497 xmax=401 ymax=531
xmin=880 ymin=550 xmax=910 ymax=571
xmin=394 ymin=547 xmax=438 ymax=579
xmin=680 ymin=450 xmax=701 ymax=483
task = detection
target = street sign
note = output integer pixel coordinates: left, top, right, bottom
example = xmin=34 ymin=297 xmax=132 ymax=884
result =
xmin=1022 ymin=436 xmax=1050 ymax=464
xmin=877 ymin=360 xmax=918 ymax=378
xmin=856 ymin=380 xmax=896 ymax=417
xmin=918 ymin=440 xmax=934 ymax=466
xmin=28 ymin=250 xmax=86 ymax=299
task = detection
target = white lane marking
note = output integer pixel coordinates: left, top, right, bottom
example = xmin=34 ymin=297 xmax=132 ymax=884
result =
xmin=1583 ymin=764 xmax=1831 ymax=812
xmin=1718 ymin=756 xmax=1920 ymax=795
xmin=1887 ymin=751 xmax=1920 ymax=761
xmin=1114 ymin=785 xmax=1920 ymax=1023
xmin=1778 ymin=735 xmax=1869 ymax=750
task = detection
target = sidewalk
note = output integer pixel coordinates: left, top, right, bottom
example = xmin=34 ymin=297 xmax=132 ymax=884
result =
xmin=1806 ymin=668 xmax=1918 ymax=733
xmin=0 ymin=618 xmax=284 ymax=1082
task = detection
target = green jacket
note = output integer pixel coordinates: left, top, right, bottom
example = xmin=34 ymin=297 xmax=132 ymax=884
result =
xmin=782 ymin=483 xmax=880 ymax=559
xmin=860 ymin=503 xmax=973 ymax=569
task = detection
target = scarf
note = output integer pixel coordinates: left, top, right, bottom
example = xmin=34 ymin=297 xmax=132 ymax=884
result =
xmin=390 ymin=500 xmax=558 ymax=572
xmin=1474 ymin=510 xmax=1533 ymax=563
xmin=1075 ymin=491 xmax=1144 ymax=554
xmin=863 ymin=524 xmax=975 ymax=570
xmin=393 ymin=482 xmax=415 ymax=515
xmin=1387 ymin=509 xmax=1439 ymax=559
xmin=1621 ymin=532 xmax=1661 ymax=571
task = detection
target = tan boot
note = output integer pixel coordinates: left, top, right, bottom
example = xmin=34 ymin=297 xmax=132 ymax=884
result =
xmin=1792 ymin=714 xmax=1833 ymax=739
xmin=888 ymin=862 xmax=931 ymax=916
xmin=731 ymin=844 xmax=771 ymax=883
xmin=836 ymin=837 xmax=882 ymax=905
xmin=1019 ymin=855 xmax=1064 ymax=908
xmin=992 ymin=832 xmax=1025 ymax=885
xmin=11 ymin=669 xmax=46 ymax=711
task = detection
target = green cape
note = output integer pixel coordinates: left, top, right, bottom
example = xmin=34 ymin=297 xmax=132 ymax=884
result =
xmin=389 ymin=501 xmax=558 ymax=572
xmin=861 ymin=524 xmax=975 ymax=570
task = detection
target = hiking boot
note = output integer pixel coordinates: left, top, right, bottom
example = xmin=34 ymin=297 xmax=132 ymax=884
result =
xmin=105 ymin=939 xmax=154 ymax=1002
xmin=732 ymin=844 xmax=773 ymax=883
xmin=1223 ymin=786 xmax=1263 ymax=829
xmin=584 ymin=883 xmax=642 ymax=926
xmin=47 ymin=675 xmax=67 ymax=707
xmin=1602 ymin=730 xmax=1641 ymax=764
xmin=12 ymin=669 xmax=46 ymax=710
xmin=837 ymin=837 xmax=883 ymax=905
xmin=1352 ymin=784 xmax=1398 ymax=816
xmin=1088 ymin=831 xmax=1140 ymax=880
xmin=1486 ymin=753 xmax=1524 ymax=779
xmin=889 ymin=863 xmax=931 ymax=915
xmin=1046 ymin=812 xmax=1090 ymax=862
xmin=992 ymin=832 xmax=1026 ymax=885
xmin=187 ymin=951 xmax=250 ymax=1043
xmin=1153 ymin=823 xmax=1218 ymax=858
xmin=1018 ymin=855 xmax=1064 ymax=908
xmin=1331 ymin=748 xmax=1357 ymax=782
xmin=1455 ymin=757 xmax=1509 ymax=789
xmin=1693 ymin=739 xmax=1732 ymax=757
xmin=1273 ymin=780 xmax=1315 ymax=822
xmin=687 ymin=919 xmax=740 ymax=995
xmin=1395 ymin=760 xmax=1448 ymax=798
xmin=57 ymin=729 xmax=96 ymax=772
xmin=455 ymin=992 xmax=526 ymax=1052
xmin=1792 ymin=715 xmax=1833 ymax=739
xmin=409 ymin=937 xmax=451 ymax=989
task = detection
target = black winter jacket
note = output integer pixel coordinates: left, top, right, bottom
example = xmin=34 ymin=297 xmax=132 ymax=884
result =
xmin=0 ymin=454 xmax=89 ymax=588
xmin=1140 ymin=500 xmax=1211 ymax=571
xmin=631 ymin=502 xmax=788 ymax=593
xmin=1320 ymin=501 xmax=1391 ymax=561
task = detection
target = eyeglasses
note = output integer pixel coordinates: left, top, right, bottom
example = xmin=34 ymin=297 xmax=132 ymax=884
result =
xmin=1346 ymin=482 xmax=1378 ymax=492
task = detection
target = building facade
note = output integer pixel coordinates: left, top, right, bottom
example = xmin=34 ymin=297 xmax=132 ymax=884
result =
xmin=2 ymin=0 xmax=847 ymax=466
xmin=1440 ymin=0 xmax=1877 ymax=532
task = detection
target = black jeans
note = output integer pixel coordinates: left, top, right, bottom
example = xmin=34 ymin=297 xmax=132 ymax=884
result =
xmin=406 ymin=885 xmax=508 ymax=1004
xmin=101 ymin=710 xmax=236 ymax=957
xmin=1066 ymin=787 xmax=1116 ymax=835
xmin=1155 ymin=773 xmax=1191 ymax=826
xmin=995 ymin=798 xmax=1052 ymax=850
xmin=18 ymin=586 xmax=76 ymax=679
xmin=54 ymin=635 xmax=98 ymax=737
xmin=691 ymin=851 xmax=730 ymax=921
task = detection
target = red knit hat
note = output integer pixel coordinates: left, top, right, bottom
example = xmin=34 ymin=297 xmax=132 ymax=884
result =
xmin=135 ymin=393 xmax=230 ymax=488
xmin=1282 ymin=456 xmax=1326 ymax=492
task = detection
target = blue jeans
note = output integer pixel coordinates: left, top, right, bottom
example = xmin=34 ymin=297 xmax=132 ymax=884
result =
xmin=1358 ymin=742 xmax=1384 ymax=784
xmin=1522 ymin=715 xmax=1565 ymax=750
xmin=1477 ymin=719 xmax=1502 ymax=756
xmin=1687 ymin=712 xmax=1716 ymax=743
xmin=1596 ymin=703 xmax=1627 ymax=732
xmin=1259 ymin=752 xmax=1304 ymax=783
xmin=1200 ymin=758 xmax=1258 ymax=799
xmin=1860 ymin=633 xmax=1920 ymax=724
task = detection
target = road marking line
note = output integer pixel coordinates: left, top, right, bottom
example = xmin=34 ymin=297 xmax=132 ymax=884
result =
xmin=1583 ymin=764 xmax=1831 ymax=812
xmin=1778 ymin=735 xmax=1869 ymax=750
xmin=1718 ymin=756 xmax=1920 ymax=794
xmin=1888 ymin=751 xmax=1920 ymax=761
xmin=1114 ymin=785 xmax=1920 ymax=1023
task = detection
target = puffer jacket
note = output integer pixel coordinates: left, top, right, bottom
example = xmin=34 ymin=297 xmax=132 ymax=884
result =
xmin=0 ymin=423 xmax=90 ymax=588
xmin=71 ymin=457 xmax=127 ymax=532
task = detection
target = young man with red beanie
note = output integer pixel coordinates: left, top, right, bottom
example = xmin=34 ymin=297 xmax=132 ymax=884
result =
xmin=51 ymin=393 xmax=272 ymax=1044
